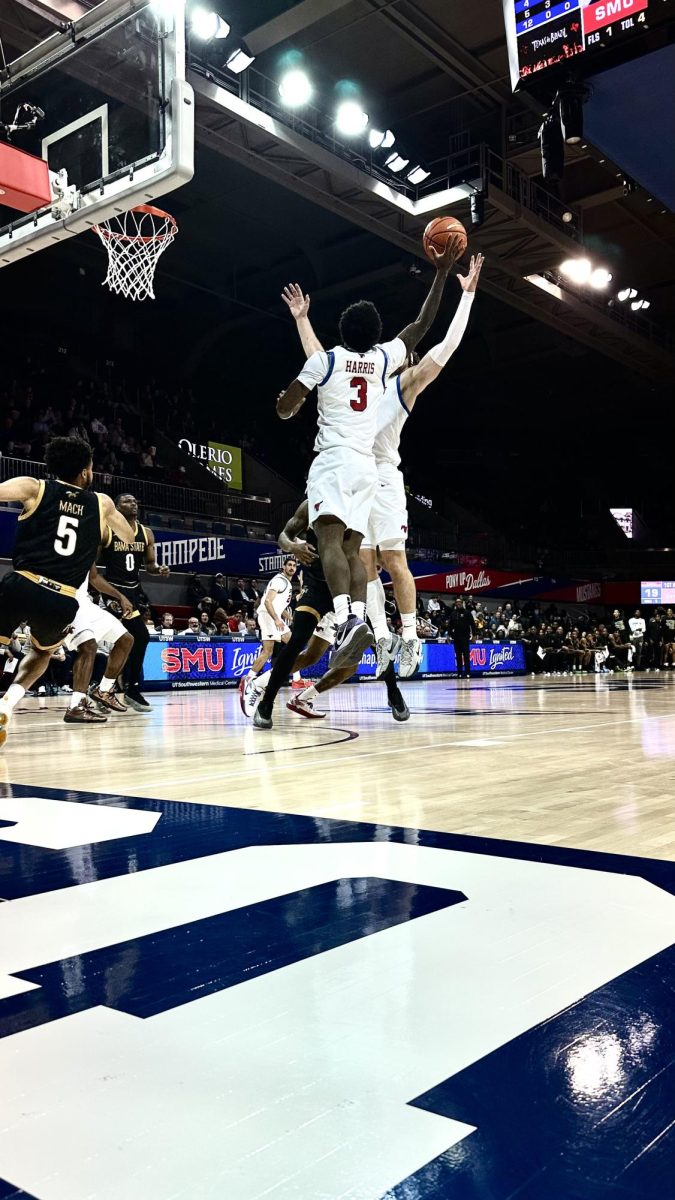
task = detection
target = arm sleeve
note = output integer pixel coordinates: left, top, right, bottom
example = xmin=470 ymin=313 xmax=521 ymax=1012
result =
xmin=379 ymin=337 xmax=408 ymax=372
xmin=428 ymin=292 xmax=475 ymax=367
xmin=297 ymin=350 xmax=330 ymax=390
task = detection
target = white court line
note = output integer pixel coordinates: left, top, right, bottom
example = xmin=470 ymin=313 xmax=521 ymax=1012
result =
xmin=152 ymin=715 xmax=647 ymax=790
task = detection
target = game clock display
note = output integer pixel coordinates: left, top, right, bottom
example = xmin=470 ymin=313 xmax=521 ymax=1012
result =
xmin=504 ymin=0 xmax=650 ymax=87
xmin=641 ymin=582 xmax=675 ymax=606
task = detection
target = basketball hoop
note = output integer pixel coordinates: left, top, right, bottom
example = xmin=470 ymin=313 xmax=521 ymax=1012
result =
xmin=92 ymin=204 xmax=178 ymax=301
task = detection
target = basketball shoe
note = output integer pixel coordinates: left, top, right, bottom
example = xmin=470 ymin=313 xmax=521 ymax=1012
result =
xmin=90 ymin=686 xmax=128 ymax=713
xmin=332 ymin=614 xmax=373 ymax=672
xmin=64 ymin=698 xmax=108 ymax=724
xmin=375 ymin=633 xmax=401 ymax=679
xmin=287 ymin=688 xmax=326 ymax=719
xmin=398 ymin=638 xmax=422 ymax=679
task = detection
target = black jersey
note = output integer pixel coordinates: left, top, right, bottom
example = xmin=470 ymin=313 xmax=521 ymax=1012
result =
xmin=302 ymin=525 xmax=326 ymax=586
xmin=99 ymin=521 xmax=149 ymax=588
xmin=13 ymin=479 xmax=103 ymax=593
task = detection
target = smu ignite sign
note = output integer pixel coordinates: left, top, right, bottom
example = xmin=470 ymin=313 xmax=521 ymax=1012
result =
xmin=143 ymin=638 xmax=526 ymax=690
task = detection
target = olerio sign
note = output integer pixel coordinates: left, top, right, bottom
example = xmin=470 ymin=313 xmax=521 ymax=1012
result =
xmin=178 ymin=438 xmax=242 ymax=490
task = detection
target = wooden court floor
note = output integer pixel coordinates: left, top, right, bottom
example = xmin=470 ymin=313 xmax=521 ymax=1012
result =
xmin=3 ymin=673 xmax=674 ymax=860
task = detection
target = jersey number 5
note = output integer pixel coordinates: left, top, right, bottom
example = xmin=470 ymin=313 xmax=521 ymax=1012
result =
xmin=54 ymin=514 xmax=79 ymax=557
xmin=349 ymin=376 xmax=368 ymax=411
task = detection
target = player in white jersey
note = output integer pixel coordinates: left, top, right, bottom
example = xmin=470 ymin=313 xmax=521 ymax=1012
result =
xmin=63 ymin=565 xmax=135 ymax=723
xmin=276 ymin=239 xmax=461 ymax=672
xmin=239 ymin=556 xmax=297 ymax=714
xmin=283 ymin=253 xmax=484 ymax=705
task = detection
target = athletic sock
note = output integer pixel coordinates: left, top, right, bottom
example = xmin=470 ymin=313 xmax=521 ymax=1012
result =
xmin=246 ymin=667 xmax=258 ymax=679
xmin=291 ymin=671 xmax=301 ymax=682
xmin=352 ymin=600 xmax=366 ymax=621
xmin=366 ymin=578 xmax=389 ymax=642
xmin=299 ymin=684 xmax=318 ymax=702
xmin=3 ymin=683 xmax=26 ymax=710
xmin=334 ymin=595 xmax=350 ymax=625
xmin=401 ymin=613 xmax=417 ymax=642
xmin=69 ymin=691 xmax=86 ymax=708
xmin=98 ymin=676 xmax=115 ymax=693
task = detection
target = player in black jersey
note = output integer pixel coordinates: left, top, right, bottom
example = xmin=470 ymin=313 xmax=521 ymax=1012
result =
xmin=0 ymin=436 xmax=136 ymax=745
xmin=250 ymin=500 xmax=408 ymax=728
xmin=97 ymin=493 xmax=169 ymax=712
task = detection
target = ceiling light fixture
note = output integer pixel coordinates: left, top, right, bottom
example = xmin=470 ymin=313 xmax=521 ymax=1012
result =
xmin=278 ymin=68 xmax=313 ymax=107
xmin=589 ymin=267 xmax=613 ymax=289
xmin=226 ymin=47 xmax=255 ymax=73
xmin=335 ymin=100 xmax=369 ymax=136
xmin=617 ymin=287 xmax=638 ymax=302
xmin=369 ymin=128 xmax=395 ymax=149
xmin=631 ymin=298 xmax=650 ymax=311
xmin=560 ymin=258 xmax=592 ymax=285
xmin=190 ymin=7 xmax=230 ymax=40
xmin=385 ymin=152 xmax=409 ymax=173
xmin=407 ymin=166 xmax=430 ymax=185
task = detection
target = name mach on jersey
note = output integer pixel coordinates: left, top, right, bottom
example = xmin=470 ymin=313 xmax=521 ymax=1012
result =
xmin=99 ymin=523 xmax=149 ymax=587
xmin=13 ymin=479 xmax=103 ymax=589
xmin=297 ymin=339 xmax=407 ymax=456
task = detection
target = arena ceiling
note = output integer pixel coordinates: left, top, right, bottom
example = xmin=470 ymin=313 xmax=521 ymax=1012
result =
xmin=1 ymin=1 xmax=674 ymax=540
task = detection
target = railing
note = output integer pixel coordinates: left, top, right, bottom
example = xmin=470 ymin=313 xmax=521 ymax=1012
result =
xmin=0 ymin=456 xmax=272 ymax=527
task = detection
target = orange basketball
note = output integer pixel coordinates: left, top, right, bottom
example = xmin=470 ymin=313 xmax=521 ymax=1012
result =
xmin=422 ymin=216 xmax=467 ymax=264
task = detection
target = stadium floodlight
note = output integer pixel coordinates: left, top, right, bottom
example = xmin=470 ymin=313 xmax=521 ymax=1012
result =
xmin=589 ymin=268 xmax=613 ymax=289
xmin=617 ymin=287 xmax=638 ymax=302
xmin=226 ymin=47 xmax=255 ymax=73
xmin=279 ymin=69 xmax=313 ymax=107
xmin=369 ymin=128 xmax=395 ymax=149
xmin=385 ymin=152 xmax=409 ymax=173
xmin=560 ymin=258 xmax=592 ymax=285
xmin=335 ymin=100 xmax=369 ymax=136
xmin=407 ymin=166 xmax=430 ymax=185
xmin=631 ymin=298 xmax=650 ymax=311
xmin=190 ymin=8 xmax=230 ymax=40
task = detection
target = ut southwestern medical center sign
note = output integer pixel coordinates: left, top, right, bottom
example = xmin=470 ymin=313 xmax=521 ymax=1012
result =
xmin=144 ymin=639 xmax=526 ymax=689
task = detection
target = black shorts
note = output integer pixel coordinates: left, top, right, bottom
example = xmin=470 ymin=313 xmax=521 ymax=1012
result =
xmin=0 ymin=571 xmax=78 ymax=651
xmin=104 ymin=583 xmax=144 ymax=620
xmin=295 ymin=576 xmax=333 ymax=624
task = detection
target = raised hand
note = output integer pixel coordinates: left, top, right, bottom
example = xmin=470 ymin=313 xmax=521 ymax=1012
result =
xmin=428 ymin=233 xmax=466 ymax=272
xmin=282 ymin=283 xmax=310 ymax=320
xmin=457 ymin=252 xmax=484 ymax=292
xmin=290 ymin=540 xmax=319 ymax=566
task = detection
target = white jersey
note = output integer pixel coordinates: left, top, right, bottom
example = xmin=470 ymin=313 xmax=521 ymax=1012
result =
xmin=297 ymin=338 xmax=407 ymax=456
xmin=373 ymin=375 xmax=409 ymax=469
xmin=261 ymin=572 xmax=293 ymax=620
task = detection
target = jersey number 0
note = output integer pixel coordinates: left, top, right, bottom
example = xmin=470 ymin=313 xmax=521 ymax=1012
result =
xmin=349 ymin=377 xmax=368 ymax=411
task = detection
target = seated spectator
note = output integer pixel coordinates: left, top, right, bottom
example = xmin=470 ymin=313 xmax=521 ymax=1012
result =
xmin=230 ymin=577 xmax=254 ymax=615
xmin=179 ymin=617 xmax=201 ymax=637
xmin=211 ymin=574 xmax=230 ymax=609
xmin=245 ymin=617 xmax=258 ymax=636
xmin=427 ymin=596 xmax=441 ymax=619
xmin=187 ymin=574 xmax=207 ymax=607
xmin=247 ymin=580 xmax=261 ymax=609
xmin=199 ymin=611 xmax=216 ymax=636
xmin=212 ymin=607 xmax=228 ymax=629
xmin=156 ymin=612 xmax=175 ymax=638
xmin=197 ymin=595 xmax=216 ymax=619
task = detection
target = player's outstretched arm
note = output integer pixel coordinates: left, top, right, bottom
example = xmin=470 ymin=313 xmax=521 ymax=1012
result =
xmin=395 ymin=239 xmax=460 ymax=354
xmin=278 ymin=500 xmax=318 ymax=566
xmin=277 ymin=380 xmax=310 ymax=419
xmin=401 ymin=254 xmax=484 ymax=409
xmin=100 ymin=494 xmax=137 ymax=544
xmin=0 ymin=476 xmax=41 ymax=511
xmin=282 ymin=284 xmax=324 ymax=358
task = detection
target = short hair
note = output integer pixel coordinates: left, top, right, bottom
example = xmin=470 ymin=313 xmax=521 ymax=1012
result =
xmin=115 ymin=492 xmax=136 ymax=505
xmin=339 ymin=300 xmax=383 ymax=354
xmin=45 ymin=436 xmax=92 ymax=481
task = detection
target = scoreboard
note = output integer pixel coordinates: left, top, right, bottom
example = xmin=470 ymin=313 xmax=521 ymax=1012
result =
xmin=504 ymin=0 xmax=654 ymax=88
xmin=641 ymin=582 xmax=675 ymax=605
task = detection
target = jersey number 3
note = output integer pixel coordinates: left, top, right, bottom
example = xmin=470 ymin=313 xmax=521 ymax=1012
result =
xmin=349 ymin=377 xmax=368 ymax=411
xmin=54 ymin=514 xmax=79 ymax=557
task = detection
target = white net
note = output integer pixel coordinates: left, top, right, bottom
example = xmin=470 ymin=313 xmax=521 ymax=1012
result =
xmin=92 ymin=205 xmax=178 ymax=301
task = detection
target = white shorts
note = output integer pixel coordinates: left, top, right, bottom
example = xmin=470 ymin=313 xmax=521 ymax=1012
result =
xmin=362 ymin=463 xmax=408 ymax=551
xmin=64 ymin=596 xmax=127 ymax=652
xmin=306 ymin=446 xmax=377 ymax=536
xmin=258 ymin=609 xmax=290 ymax=643
xmin=314 ymin=611 xmax=337 ymax=648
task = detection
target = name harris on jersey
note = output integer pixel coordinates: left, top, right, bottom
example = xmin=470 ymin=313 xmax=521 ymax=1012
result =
xmin=344 ymin=360 xmax=376 ymax=375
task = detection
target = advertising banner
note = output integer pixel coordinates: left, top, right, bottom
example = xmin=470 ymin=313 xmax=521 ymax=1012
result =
xmin=177 ymin=438 xmax=243 ymax=490
xmin=152 ymin=530 xmax=283 ymax=576
xmin=143 ymin=638 xmax=526 ymax=690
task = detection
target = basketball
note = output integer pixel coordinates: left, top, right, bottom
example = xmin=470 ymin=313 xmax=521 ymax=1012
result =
xmin=422 ymin=215 xmax=467 ymax=263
